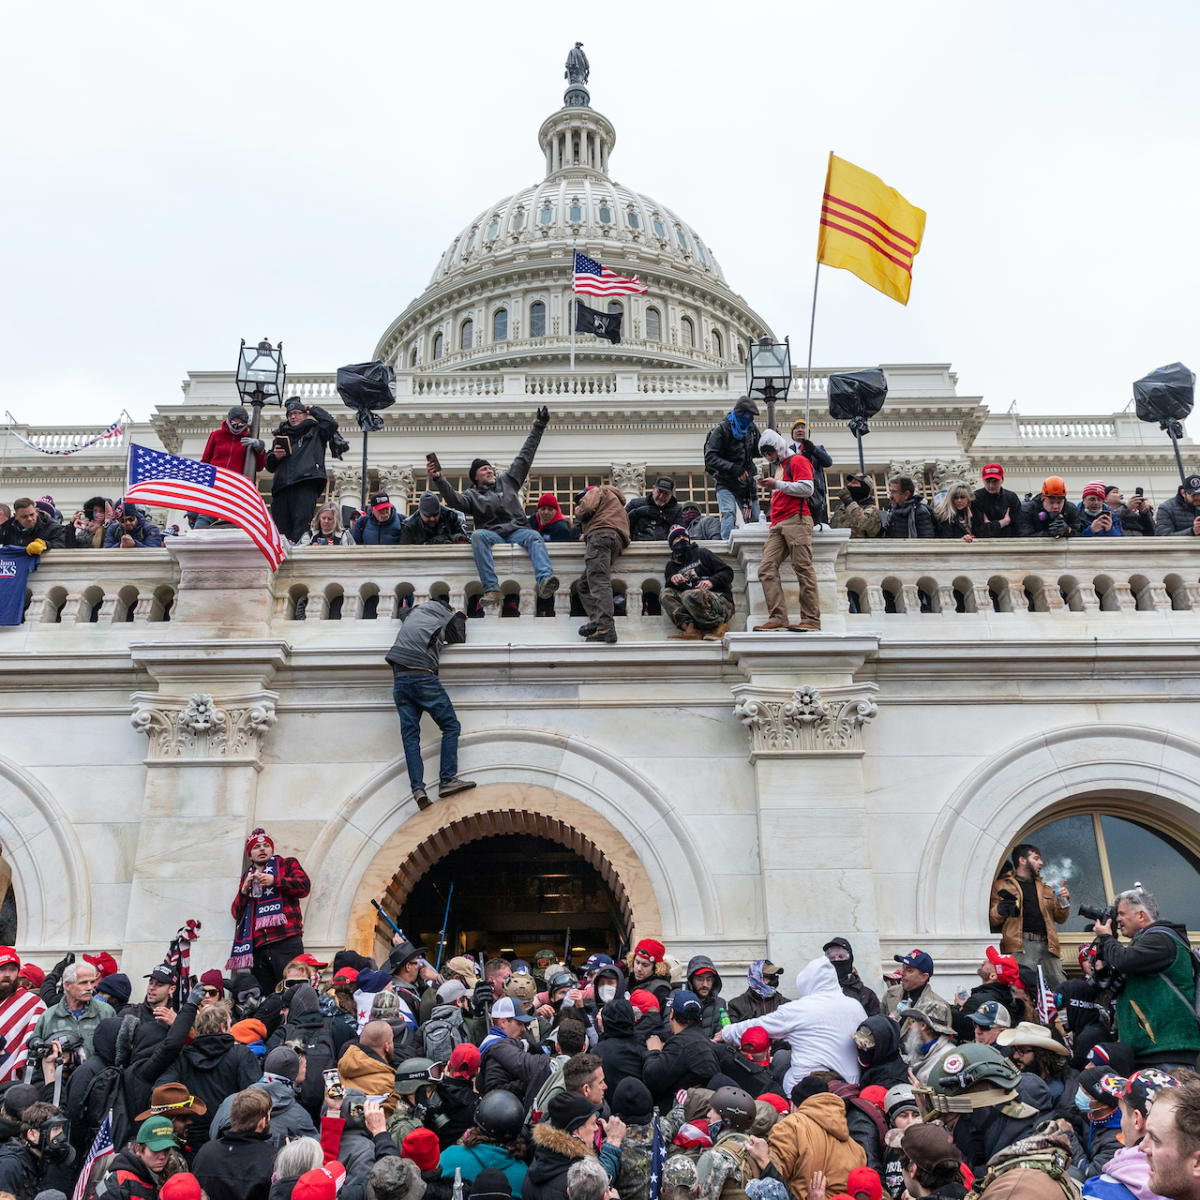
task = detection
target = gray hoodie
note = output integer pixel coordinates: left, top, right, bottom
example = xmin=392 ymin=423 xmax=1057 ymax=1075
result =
xmin=208 ymin=1075 xmax=316 ymax=1146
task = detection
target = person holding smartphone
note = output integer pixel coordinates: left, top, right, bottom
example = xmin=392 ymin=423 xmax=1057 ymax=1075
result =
xmin=265 ymin=397 xmax=342 ymax=543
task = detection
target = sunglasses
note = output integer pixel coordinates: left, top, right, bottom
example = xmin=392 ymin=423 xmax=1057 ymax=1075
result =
xmin=202 ymin=988 xmax=220 ymax=997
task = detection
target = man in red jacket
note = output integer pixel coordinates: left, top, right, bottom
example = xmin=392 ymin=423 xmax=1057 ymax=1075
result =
xmin=193 ymin=407 xmax=267 ymax=528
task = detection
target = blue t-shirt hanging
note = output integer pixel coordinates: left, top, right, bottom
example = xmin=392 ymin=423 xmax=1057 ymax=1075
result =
xmin=0 ymin=547 xmax=36 ymax=625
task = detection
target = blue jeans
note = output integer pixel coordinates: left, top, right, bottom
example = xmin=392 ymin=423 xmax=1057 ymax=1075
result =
xmin=471 ymin=527 xmax=553 ymax=592
xmin=716 ymin=487 xmax=760 ymax=538
xmin=392 ymin=672 xmax=461 ymax=789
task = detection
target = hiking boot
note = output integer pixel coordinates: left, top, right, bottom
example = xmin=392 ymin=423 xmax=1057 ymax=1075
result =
xmin=702 ymin=623 xmax=729 ymax=641
xmin=787 ymin=623 xmax=821 ymax=632
xmin=412 ymin=785 xmax=431 ymax=810
xmin=668 ymin=624 xmax=702 ymax=641
xmin=585 ymin=628 xmax=617 ymax=644
xmin=439 ymin=777 xmax=477 ymax=797
xmin=536 ymin=574 xmax=560 ymax=600
xmin=753 ymin=619 xmax=789 ymax=631
xmin=578 ymin=622 xmax=598 ymax=638
xmin=480 ymin=589 xmax=502 ymax=611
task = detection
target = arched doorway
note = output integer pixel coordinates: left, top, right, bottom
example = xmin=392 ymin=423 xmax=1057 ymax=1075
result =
xmin=393 ymin=832 xmax=632 ymax=965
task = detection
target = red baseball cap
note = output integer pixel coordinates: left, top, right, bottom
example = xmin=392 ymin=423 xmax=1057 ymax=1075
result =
xmin=447 ymin=1042 xmax=481 ymax=1078
xmin=634 ymin=939 xmax=665 ymax=963
xmin=739 ymin=1026 xmax=770 ymax=1055
xmin=757 ymin=1092 xmax=788 ymax=1114
xmin=845 ymin=1165 xmax=883 ymax=1200
xmin=293 ymin=954 xmax=329 ymax=969
xmin=160 ymin=1174 xmax=202 ymax=1200
xmin=0 ymin=947 xmax=19 ymax=969
xmin=402 ymin=1128 xmax=441 ymax=1172
xmin=981 ymin=463 xmax=1004 ymax=480
xmin=629 ymin=990 xmax=660 ymax=1015
xmin=332 ymin=967 xmax=359 ymax=985
xmin=292 ymin=1162 xmax=346 ymax=1200
xmin=18 ymin=963 xmax=44 ymax=987
xmin=84 ymin=952 xmax=119 ymax=978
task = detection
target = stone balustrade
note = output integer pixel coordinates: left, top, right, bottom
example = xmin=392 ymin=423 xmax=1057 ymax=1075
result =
xmin=11 ymin=532 xmax=1200 ymax=636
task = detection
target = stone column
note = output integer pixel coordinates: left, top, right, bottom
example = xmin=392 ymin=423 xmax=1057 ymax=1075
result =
xmin=328 ymin=467 xmax=364 ymax=513
xmin=731 ymin=680 xmax=882 ymax=981
xmin=378 ymin=465 xmax=416 ymax=511
xmin=609 ymin=462 xmax=646 ymax=499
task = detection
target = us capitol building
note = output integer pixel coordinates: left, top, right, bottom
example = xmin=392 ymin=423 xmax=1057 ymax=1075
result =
xmin=2 ymin=50 xmax=1198 ymax=989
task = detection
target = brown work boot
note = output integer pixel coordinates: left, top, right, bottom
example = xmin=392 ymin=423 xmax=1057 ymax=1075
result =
xmin=702 ymin=623 xmax=729 ymax=641
xmin=668 ymin=623 xmax=702 ymax=640
xmin=753 ymin=619 xmax=789 ymax=631
xmin=480 ymin=589 xmax=502 ymax=611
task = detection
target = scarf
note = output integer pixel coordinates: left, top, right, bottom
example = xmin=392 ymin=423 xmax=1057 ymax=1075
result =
xmin=227 ymin=857 xmax=286 ymax=969
xmin=747 ymin=959 xmax=777 ymax=999
xmin=727 ymin=408 xmax=753 ymax=440
xmin=882 ymin=498 xmax=920 ymax=537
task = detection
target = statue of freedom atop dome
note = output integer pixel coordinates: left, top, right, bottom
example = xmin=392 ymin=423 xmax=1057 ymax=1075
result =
xmin=565 ymin=42 xmax=589 ymax=86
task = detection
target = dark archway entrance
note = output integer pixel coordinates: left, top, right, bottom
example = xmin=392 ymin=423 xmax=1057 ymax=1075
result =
xmin=397 ymin=834 xmax=631 ymax=966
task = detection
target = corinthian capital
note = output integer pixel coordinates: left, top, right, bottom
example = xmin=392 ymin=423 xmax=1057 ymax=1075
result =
xmin=731 ymin=682 xmax=878 ymax=759
xmin=130 ymin=691 xmax=278 ymax=765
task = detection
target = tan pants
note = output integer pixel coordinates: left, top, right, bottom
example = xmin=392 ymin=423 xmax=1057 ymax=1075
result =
xmin=758 ymin=513 xmax=820 ymax=627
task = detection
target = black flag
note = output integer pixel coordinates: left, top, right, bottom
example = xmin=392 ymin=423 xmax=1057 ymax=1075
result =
xmin=574 ymin=299 xmax=622 ymax=345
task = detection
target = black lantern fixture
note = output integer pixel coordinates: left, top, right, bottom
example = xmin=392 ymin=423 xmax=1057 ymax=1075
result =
xmin=828 ymin=368 xmax=888 ymax=475
xmin=745 ymin=335 xmax=792 ymax=432
xmin=235 ymin=338 xmax=286 ymax=479
xmin=1133 ymin=362 xmax=1195 ymax=488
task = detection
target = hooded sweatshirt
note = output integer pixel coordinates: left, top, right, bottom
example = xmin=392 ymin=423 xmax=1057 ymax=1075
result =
xmin=721 ymin=957 xmax=866 ymax=1092
xmin=1082 ymin=1143 xmax=1163 ymax=1200
xmin=686 ymin=956 xmax=729 ymax=1038
xmin=595 ymin=999 xmax=647 ymax=1096
xmin=855 ymin=1014 xmax=908 ymax=1089
xmin=767 ymin=1092 xmax=867 ymax=1199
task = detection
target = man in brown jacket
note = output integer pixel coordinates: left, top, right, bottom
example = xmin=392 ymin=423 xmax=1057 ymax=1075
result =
xmin=573 ymin=484 xmax=629 ymax=645
xmin=767 ymin=1079 xmax=866 ymax=1199
xmin=989 ymin=843 xmax=1071 ymax=985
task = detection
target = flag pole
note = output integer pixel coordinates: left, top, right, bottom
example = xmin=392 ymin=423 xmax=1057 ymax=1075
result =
xmin=803 ymin=262 xmax=821 ymax=428
xmin=569 ymin=244 xmax=576 ymax=372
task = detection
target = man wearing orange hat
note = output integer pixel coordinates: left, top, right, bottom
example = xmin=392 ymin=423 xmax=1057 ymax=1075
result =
xmin=228 ymin=828 xmax=312 ymax=995
xmin=973 ymin=463 xmax=1022 ymax=537
xmin=0 ymin=945 xmax=47 ymax=1084
xmin=1017 ymin=477 xmax=1081 ymax=538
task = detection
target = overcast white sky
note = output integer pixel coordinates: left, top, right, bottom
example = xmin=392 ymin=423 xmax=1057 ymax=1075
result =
xmin=1 ymin=2 xmax=1196 ymax=426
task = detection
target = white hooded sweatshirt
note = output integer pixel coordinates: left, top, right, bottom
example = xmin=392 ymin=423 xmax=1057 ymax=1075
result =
xmin=720 ymin=955 xmax=867 ymax=1093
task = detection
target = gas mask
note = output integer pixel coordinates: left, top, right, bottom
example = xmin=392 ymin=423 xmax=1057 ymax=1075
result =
xmin=38 ymin=1117 xmax=74 ymax=1166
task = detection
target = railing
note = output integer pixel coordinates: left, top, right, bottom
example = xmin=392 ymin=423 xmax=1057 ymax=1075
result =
xmin=1016 ymin=417 xmax=1118 ymax=440
xmin=0 ymin=425 xmax=131 ymax=452
xmin=414 ymin=373 xmax=506 ymax=396
xmin=20 ymin=550 xmax=178 ymax=625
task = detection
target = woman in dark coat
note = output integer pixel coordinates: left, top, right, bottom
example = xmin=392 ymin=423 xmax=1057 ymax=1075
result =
xmin=265 ymin=398 xmax=341 ymax=542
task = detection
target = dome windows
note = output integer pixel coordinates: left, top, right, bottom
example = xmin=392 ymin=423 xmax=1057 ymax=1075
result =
xmin=492 ymin=308 xmax=508 ymax=342
xmin=513 ymin=208 xmax=526 ymax=231
xmin=569 ymin=201 xmax=583 ymax=223
xmin=460 ymin=319 xmax=474 ymax=351
xmin=598 ymin=205 xmax=612 ymax=225
xmin=409 ymin=346 xmax=418 ymax=367
xmin=433 ymin=332 xmax=444 ymax=360
xmin=675 ymin=226 xmax=689 ymax=253
xmin=645 ymin=306 xmax=661 ymax=341
xmin=711 ymin=329 xmax=723 ymax=358
xmin=626 ymin=208 xmax=640 ymax=230
xmin=486 ymin=218 xmax=500 ymax=241
xmin=530 ymin=301 xmax=546 ymax=338
xmin=652 ymin=216 xmax=666 ymax=240
xmin=681 ymin=316 xmax=695 ymax=348
xmin=695 ymin=239 xmax=708 ymax=266
xmin=539 ymin=205 xmax=554 ymax=226
xmin=463 ymin=228 xmax=476 ymax=254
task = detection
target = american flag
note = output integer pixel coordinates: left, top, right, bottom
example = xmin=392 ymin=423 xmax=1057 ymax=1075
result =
xmin=125 ymin=443 xmax=286 ymax=569
xmin=573 ymin=250 xmax=648 ymax=297
xmin=71 ymin=1109 xmax=114 ymax=1200
xmin=647 ymin=1110 xmax=667 ymax=1200
xmin=1036 ymin=964 xmax=1058 ymax=1027
xmin=0 ymin=988 xmax=46 ymax=1084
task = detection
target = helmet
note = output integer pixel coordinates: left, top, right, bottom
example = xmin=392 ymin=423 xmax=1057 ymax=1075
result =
xmin=546 ymin=969 xmax=577 ymax=995
xmin=915 ymin=1043 xmax=1026 ymax=1116
xmin=883 ymin=1083 xmax=918 ymax=1119
xmin=474 ymin=1089 xmax=526 ymax=1141
xmin=708 ymin=1086 xmax=756 ymax=1132
xmin=1042 ymin=476 xmax=1067 ymax=497
xmin=663 ymin=1156 xmax=699 ymax=1194
xmin=394 ymin=1057 xmax=444 ymax=1096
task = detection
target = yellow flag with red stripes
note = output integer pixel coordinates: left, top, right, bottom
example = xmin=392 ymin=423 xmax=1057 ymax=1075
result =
xmin=817 ymin=153 xmax=926 ymax=305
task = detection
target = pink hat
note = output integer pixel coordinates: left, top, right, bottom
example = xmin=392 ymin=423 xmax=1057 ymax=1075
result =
xmin=1082 ymin=480 xmax=1107 ymax=502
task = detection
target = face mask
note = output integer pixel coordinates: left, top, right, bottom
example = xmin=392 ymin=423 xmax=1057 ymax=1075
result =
xmin=598 ymin=984 xmax=616 ymax=1004
xmin=41 ymin=1133 xmax=74 ymax=1166
xmin=671 ymin=545 xmax=690 ymax=561
xmin=1074 ymin=1091 xmax=1093 ymax=1114
xmin=830 ymin=958 xmax=852 ymax=984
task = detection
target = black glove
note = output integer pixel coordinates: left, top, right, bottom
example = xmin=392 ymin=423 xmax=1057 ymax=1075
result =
xmin=1049 ymin=515 xmax=1068 ymax=537
xmin=995 ymin=889 xmax=1019 ymax=918
xmin=186 ymin=983 xmax=207 ymax=1008
xmin=473 ymin=980 xmax=493 ymax=1019
xmin=534 ymin=405 xmax=550 ymax=427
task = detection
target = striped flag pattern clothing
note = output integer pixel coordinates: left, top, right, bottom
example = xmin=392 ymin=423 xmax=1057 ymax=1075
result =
xmin=817 ymin=153 xmax=926 ymax=305
xmin=573 ymin=250 xmax=648 ymax=296
xmin=71 ymin=1109 xmax=114 ymax=1200
xmin=125 ymin=443 xmax=286 ymax=569
xmin=0 ymin=988 xmax=47 ymax=1084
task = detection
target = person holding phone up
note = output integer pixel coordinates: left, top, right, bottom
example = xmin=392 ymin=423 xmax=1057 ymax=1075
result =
xmin=265 ymin=397 xmax=342 ymax=543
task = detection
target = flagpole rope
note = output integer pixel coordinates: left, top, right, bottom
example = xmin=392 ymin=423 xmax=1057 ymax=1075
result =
xmin=803 ymin=263 xmax=821 ymax=430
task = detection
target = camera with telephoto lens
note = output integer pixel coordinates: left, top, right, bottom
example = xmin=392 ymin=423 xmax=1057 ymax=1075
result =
xmin=26 ymin=1031 xmax=85 ymax=1066
xmin=1079 ymin=902 xmax=1118 ymax=926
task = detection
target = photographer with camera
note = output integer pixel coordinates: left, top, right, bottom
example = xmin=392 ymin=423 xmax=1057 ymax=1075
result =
xmin=33 ymin=960 xmax=114 ymax=1055
xmin=1091 ymin=885 xmax=1200 ymax=1071
xmin=989 ymin=843 xmax=1071 ymax=986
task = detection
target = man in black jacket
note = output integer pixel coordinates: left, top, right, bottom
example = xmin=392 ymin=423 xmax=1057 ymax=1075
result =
xmin=821 ymin=940 xmax=880 ymax=1017
xmin=192 ymin=1086 xmax=276 ymax=1200
xmin=0 ymin=499 xmax=66 ymax=556
xmin=265 ymin=398 xmax=341 ymax=542
xmin=880 ymin=477 xmax=934 ymax=539
xmin=120 ymin=965 xmax=178 ymax=1027
xmin=1017 ymin=476 xmax=1081 ymax=538
xmin=973 ymin=463 xmax=1022 ymax=537
xmin=398 ymin=493 xmax=468 ymax=545
xmin=703 ymin=397 xmax=761 ymax=537
xmin=626 ymin=478 xmax=683 ymax=542
xmin=0 ymin=1101 xmax=70 ymax=1200
xmin=660 ymin=526 xmax=735 ymax=641
xmin=642 ymin=989 xmax=719 ymax=1110
xmin=478 ymin=997 xmax=551 ymax=1107
xmin=595 ymin=999 xmax=647 ymax=1096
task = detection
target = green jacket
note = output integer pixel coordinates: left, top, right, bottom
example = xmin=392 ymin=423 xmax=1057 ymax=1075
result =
xmin=33 ymin=996 xmax=115 ymax=1055
xmin=1110 ymin=926 xmax=1200 ymax=1060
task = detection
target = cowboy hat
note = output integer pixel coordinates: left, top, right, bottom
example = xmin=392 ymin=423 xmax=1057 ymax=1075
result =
xmin=995 ymin=1021 xmax=1069 ymax=1056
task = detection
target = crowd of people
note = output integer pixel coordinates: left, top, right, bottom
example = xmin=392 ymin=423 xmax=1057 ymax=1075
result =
xmin=1 ymin=832 xmax=1198 ymax=1200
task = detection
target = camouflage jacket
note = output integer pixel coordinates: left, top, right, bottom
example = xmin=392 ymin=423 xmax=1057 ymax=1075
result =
xmin=696 ymin=1131 xmax=760 ymax=1200
xmin=615 ymin=1122 xmax=655 ymax=1200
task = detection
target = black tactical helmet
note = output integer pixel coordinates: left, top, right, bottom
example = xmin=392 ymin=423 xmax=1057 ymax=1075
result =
xmin=708 ymin=1085 xmax=756 ymax=1132
xmin=474 ymin=1088 xmax=526 ymax=1140
xmin=545 ymin=968 xmax=577 ymax=995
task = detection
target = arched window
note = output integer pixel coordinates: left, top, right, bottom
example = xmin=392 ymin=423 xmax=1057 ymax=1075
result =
xmin=695 ymin=239 xmax=708 ymax=266
xmin=460 ymin=319 xmax=473 ymax=351
xmin=680 ymin=316 xmax=695 ymax=347
xmin=409 ymin=345 xmax=418 ymax=367
xmin=513 ymin=208 xmax=526 ymax=231
xmin=598 ymin=205 xmax=612 ymax=225
xmin=486 ymin=219 xmax=500 ymax=240
xmin=737 ymin=341 xmax=746 ymax=363
xmin=645 ymin=307 xmax=661 ymax=341
xmin=492 ymin=309 xmax=508 ymax=341
xmin=607 ymin=301 xmax=623 ymax=317
xmin=626 ymin=209 xmax=640 ymax=230
xmin=998 ymin=808 xmax=1200 ymax=935
xmin=463 ymin=228 xmax=476 ymax=253
xmin=652 ymin=216 xmax=666 ymax=240
xmin=530 ymin=301 xmax=546 ymax=338
xmin=711 ymin=329 xmax=723 ymax=359
xmin=540 ymin=206 xmax=554 ymax=226
xmin=675 ymin=226 xmax=689 ymax=252
xmin=569 ymin=201 xmax=582 ymax=223
xmin=432 ymin=332 xmax=444 ymax=360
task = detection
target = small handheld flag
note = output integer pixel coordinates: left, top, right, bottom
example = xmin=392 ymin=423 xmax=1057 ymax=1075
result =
xmin=817 ymin=153 xmax=926 ymax=305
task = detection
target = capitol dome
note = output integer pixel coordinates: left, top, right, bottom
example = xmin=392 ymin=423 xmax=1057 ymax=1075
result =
xmin=373 ymin=50 xmax=773 ymax=374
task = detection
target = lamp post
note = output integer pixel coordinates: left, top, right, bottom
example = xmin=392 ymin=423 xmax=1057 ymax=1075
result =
xmin=745 ymin=336 xmax=792 ymax=433
xmin=235 ymin=338 xmax=286 ymax=481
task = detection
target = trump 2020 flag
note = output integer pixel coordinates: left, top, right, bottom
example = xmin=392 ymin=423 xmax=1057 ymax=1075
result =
xmin=818 ymin=153 xmax=926 ymax=305
xmin=125 ymin=443 xmax=286 ymax=569
xmin=574 ymin=299 xmax=623 ymax=345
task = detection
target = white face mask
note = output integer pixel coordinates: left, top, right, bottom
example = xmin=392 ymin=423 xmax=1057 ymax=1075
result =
xmin=598 ymin=984 xmax=617 ymax=1004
